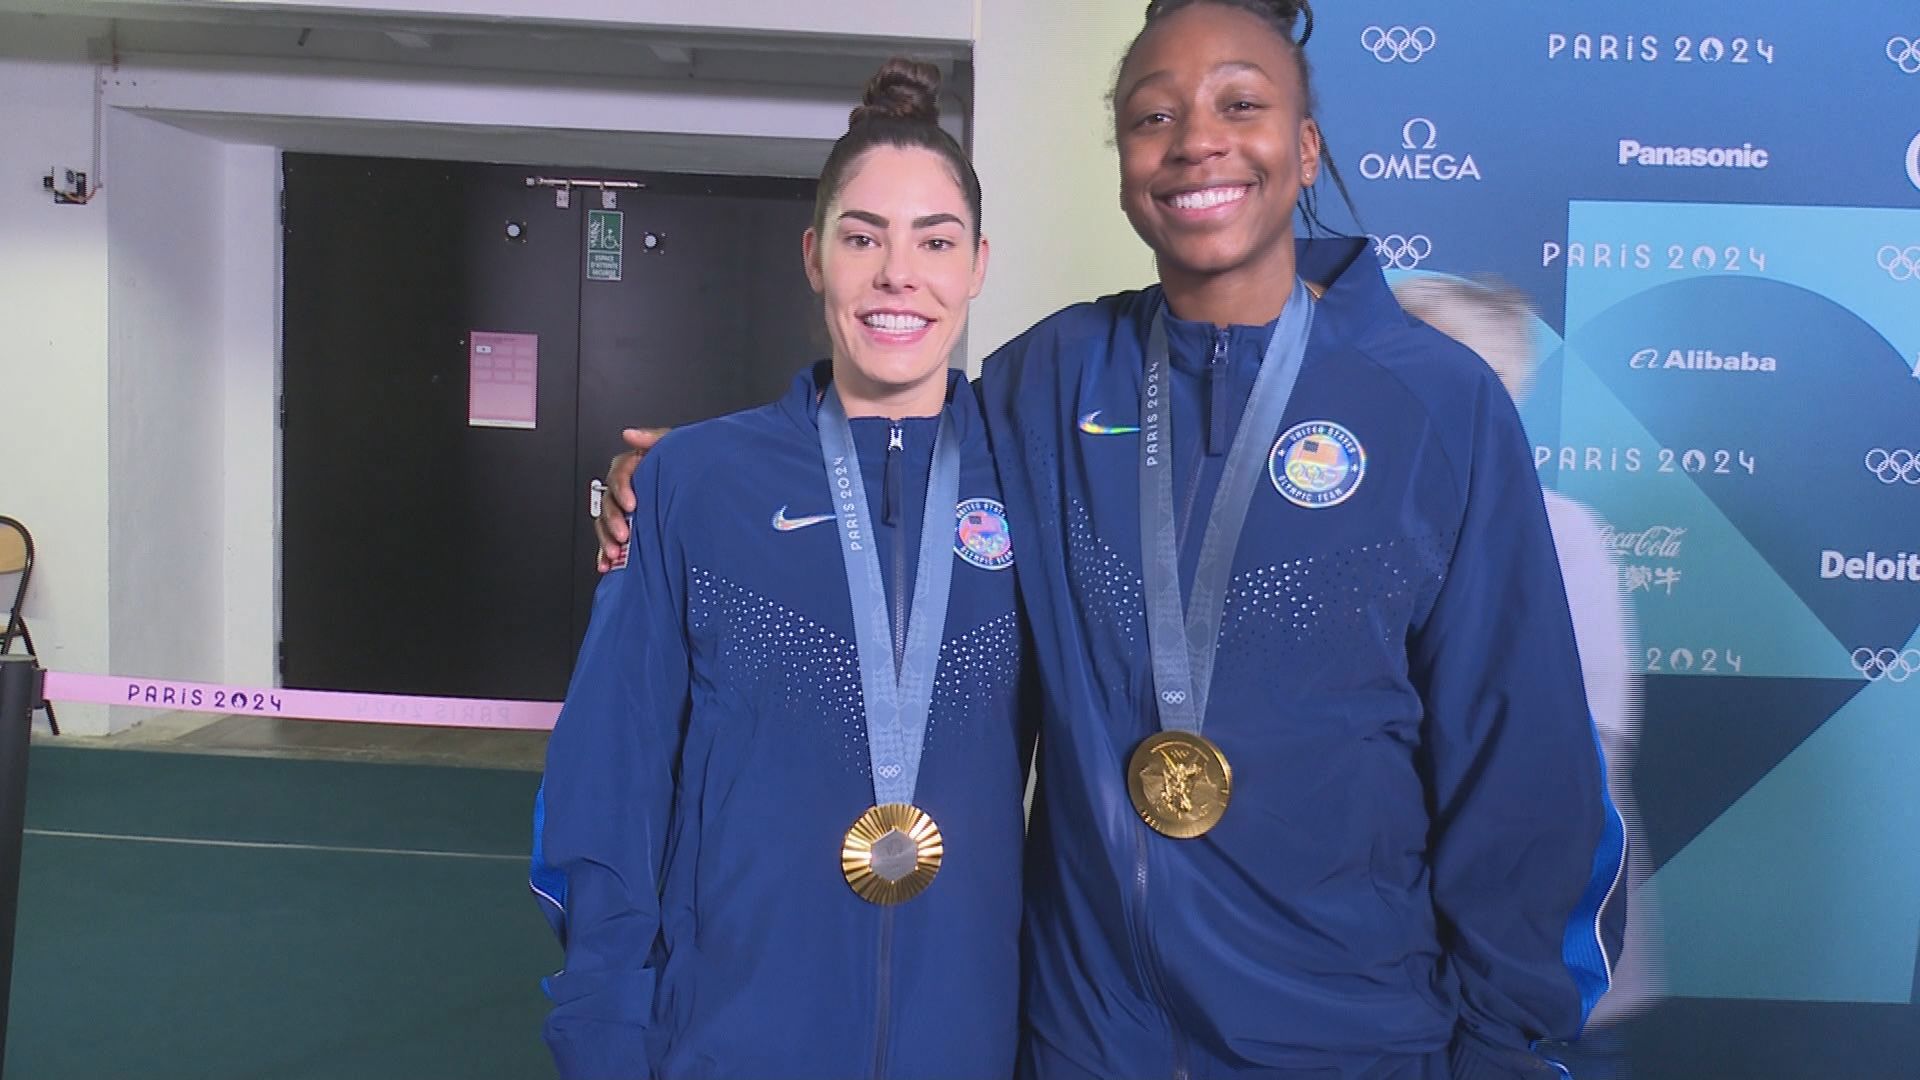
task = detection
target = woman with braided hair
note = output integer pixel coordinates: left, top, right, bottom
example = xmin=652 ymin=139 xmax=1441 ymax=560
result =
xmin=594 ymin=3 xmax=1624 ymax=1077
xmin=985 ymin=5 xmax=1621 ymax=1076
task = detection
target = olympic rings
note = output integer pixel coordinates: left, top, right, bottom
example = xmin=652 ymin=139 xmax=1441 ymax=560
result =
xmin=1372 ymin=233 xmax=1433 ymax=270
xmin=1361 ymin=25 xmax=1437 ymax=63
xmin=1864 ymin=448 xmax=1920 ymax=485
xmin=1852 ymin=647 xmax=1920 ymax=682
xmin=1877 ymin=245 xmax=1920 ymax=281
xmin=1888 ymin=36 xmax=1920 ymax=74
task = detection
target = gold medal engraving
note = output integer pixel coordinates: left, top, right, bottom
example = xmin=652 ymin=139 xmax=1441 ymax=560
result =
xmin=1127 ymin=731 xmax=1232 ymax=838
xmin=841 ymin=803 xmax=944 ymax=905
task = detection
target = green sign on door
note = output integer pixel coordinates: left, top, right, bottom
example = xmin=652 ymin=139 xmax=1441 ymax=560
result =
xmin=587 ymin=209 xmax=623 ymax=282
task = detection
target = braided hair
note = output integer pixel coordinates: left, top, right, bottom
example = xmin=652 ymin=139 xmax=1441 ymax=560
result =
xmin=1144 ymin=0 xmax=1314 ymax=51
xmin=1117 ymin=0 xmax=1356 ymax=236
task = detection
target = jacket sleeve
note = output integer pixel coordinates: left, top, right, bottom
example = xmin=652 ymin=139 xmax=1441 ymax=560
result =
xmin=1406 ymin=379 xmax=1627 ymax=1080
xmin=531 ymin=452 xmax=692 ymax=1080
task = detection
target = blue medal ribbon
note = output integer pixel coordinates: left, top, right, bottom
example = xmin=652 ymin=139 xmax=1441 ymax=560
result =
xmin=819 ymin=388 xmax=960 ymax=807
xmin=1139 ymin=278 xmax=1316 ymax=732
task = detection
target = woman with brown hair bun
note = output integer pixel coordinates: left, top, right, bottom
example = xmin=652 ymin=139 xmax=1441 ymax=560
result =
xmin=532 ymin=58 xmax=1032 ymax=1080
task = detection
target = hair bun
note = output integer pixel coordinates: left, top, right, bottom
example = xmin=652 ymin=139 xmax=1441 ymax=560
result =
xmin=849 ymin=58 xmax=943 ymax=128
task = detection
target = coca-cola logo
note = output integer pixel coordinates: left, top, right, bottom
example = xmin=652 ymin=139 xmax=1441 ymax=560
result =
xmin=1600 ymin=524 xmax=1687 ymax=559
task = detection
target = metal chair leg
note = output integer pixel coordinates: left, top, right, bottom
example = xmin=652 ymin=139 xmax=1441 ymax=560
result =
xmin=8 ymin=620 xmax=55 ymax=736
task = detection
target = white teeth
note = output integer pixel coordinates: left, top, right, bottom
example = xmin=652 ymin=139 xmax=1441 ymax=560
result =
xmin=1169 ymin=186 xmax=1248 ymax=210
xmin=863 ymin=313 xmax=929 ymax=332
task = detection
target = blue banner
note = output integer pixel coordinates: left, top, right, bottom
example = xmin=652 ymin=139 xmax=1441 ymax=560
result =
xmin=1309 ymin=4 xmax=1920 ymax=1075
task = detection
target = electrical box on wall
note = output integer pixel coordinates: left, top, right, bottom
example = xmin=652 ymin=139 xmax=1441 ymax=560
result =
xmin=44 ymin=167 xmax=90 ymax=204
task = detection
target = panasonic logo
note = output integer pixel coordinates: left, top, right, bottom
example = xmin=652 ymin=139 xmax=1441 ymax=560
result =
xmin=1618 ymin=139 xmax=1770 ymax=169
xmin=1630 ymin=348 xmax=1777 ymax=373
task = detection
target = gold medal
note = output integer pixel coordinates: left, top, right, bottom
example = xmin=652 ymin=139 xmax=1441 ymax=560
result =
xmin=1127 ymin=731 xmax=1232 ymax=838
xmin=841 ymin=803 xmax=944 ymax=905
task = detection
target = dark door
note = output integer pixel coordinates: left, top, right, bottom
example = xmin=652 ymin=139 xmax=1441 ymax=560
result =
xmin=282 ymin=155 xmax=820 ymax=700
xmin=570 ymin=173 xmax=821 ymax=645
xmin=282 ymin=154 xmax=583 ymax=700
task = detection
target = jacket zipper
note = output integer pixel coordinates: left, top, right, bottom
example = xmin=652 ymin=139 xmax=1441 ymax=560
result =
xmin=1176 ymin=330 xmax=1229 ymax=554
xmin=873 ymin=421 xmax=906 ymax=1079
xmin=1132 ymin=827 xmax=1191 ymax=1079
xmin=1206 ymin=327 xmax=1229 ymax=456
xmin=871 ymin=907 xmax=896 ymax=1080
xmin=886 ymin=422 xmax=907 ymax=669
xmin=1151 ymin=335 xmax=1222 ymax=1079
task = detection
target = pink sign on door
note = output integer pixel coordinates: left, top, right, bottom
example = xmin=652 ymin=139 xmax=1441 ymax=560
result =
xmin=468 ymin=331 xmax=538 ymax=429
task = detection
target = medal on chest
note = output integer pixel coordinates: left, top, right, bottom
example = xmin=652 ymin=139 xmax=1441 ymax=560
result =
xmin=819 ymin=392 xmax=959 ymax=902
xmin=1131 ymin=280 xmax=1315 ymax=838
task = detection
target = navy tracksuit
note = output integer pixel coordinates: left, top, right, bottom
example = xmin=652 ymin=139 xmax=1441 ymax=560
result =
xmin=534 ymin=366 xmax=1033 ymax=1079
xmin=977 ymin=239 xmax=1625 ymax=1080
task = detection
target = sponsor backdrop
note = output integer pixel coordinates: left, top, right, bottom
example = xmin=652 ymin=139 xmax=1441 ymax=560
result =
xmin=1307 ymin=4 xmax=1920 ymax=1077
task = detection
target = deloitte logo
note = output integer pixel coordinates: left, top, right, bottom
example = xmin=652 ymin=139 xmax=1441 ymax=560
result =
xmin=1821 ymin=549 xmax=1920 ymax=583
xmin=1360 ymin=118 xmax=1482 ymax=182
xmin=1629 ymin=347 xmax=1776 ymax=373
xmin=1619 ymin=139 xmax=1770 ymax=169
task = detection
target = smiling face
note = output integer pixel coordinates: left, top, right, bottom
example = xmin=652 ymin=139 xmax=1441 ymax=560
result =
xmin=1114 ymin=3 xmax=1321 ymax=301
xmin=803 ymin=145 xmax=989 ymax=417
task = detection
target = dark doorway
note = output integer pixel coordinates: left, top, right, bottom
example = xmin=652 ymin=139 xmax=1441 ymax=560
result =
xmin=282 ymin=154 xmax=817 ymax=700
xmin=569 ymin=173 xmax=824 ymax=647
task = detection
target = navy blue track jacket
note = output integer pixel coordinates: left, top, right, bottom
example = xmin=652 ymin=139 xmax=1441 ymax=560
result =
xmin=977 ymin=239 xmax=1626 ymax=1080
xmin=533 ymin=364 xmax=1034 ymax=1080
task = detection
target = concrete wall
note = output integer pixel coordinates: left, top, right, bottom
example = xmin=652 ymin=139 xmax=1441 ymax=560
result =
xmin=220 ymin=144 xmax=283 ymax=693
xmin=105 ymin=110 xmax=228 ymax=729
xmin=99 ymin=117 xmax=282 ymax=726
xmin=0 ymin=0 xmax=975 ymax=43
xmin=0 ymin=44 xmax=112 ymax=733
xmin=967 ymin=0 xmax=1155 ymax=368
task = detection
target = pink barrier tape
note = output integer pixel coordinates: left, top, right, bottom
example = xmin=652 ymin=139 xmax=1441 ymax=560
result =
xmin=41 ymin=671 xmax=560 ymax=731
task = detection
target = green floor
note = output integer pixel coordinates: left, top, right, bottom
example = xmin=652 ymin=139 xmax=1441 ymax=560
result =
xmin=6 ymin=746 xmax=559 ymax=1079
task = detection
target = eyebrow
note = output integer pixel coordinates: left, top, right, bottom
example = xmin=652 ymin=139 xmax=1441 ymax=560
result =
xmin=1120 ymin=60 xmax=1269 ymax=104
xmin=838 ymin=210 xmax=967 ymax=230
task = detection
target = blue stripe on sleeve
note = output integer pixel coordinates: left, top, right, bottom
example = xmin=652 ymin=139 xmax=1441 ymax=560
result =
xmin=1561 ymin=726 xmax=1628 ymax=1024
xmin=529 ymin=779 xmax=569 ymax=939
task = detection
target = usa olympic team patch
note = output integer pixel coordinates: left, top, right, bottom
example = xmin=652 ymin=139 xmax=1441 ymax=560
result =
xmin=954 ymin=498 xmax=1014 ymax=570
xmin=1270 ymin=421 xmax=1366 ymax=508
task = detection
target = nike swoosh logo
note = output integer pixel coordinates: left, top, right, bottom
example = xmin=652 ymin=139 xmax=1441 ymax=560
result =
xmin=1079 ymin=410 xmax=1140 ymax=436
xmin=771 ymin=506 xmax=836 ymax=532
